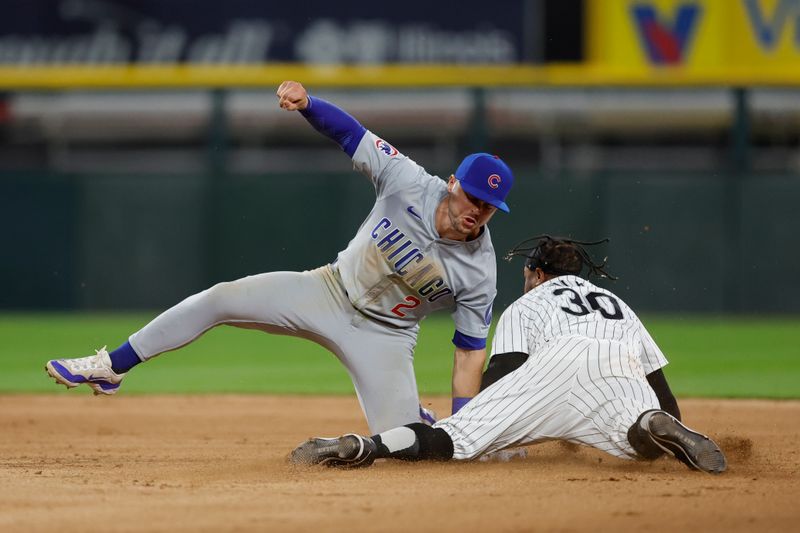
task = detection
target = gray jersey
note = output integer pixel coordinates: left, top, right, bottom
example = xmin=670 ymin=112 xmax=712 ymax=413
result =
xmin=335 ymin=131 xmax=497 ymax=339
xmin=124 ymin=130 xmax=498 ymax=434
xmin=491 ymin=275 xmax=667 ymax=374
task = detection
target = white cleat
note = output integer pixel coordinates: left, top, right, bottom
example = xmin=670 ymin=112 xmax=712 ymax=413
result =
xmin=45 ymin=346 xmax=126 ymax=396
xmin=419 ymin=405 xmax=438 ymax=426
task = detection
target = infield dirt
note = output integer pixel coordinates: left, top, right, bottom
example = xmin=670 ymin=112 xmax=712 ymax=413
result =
xmin=1 ymin=395 xmax=798 ymax=532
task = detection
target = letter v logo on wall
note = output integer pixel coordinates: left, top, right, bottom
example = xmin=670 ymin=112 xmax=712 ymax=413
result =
xmin=631 ymin=3 xmax=702 ymax=64
xmin=744 ymin=0 xmax=800 ymax=51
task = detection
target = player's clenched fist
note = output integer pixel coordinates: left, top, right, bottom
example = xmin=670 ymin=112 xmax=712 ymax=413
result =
xmin=277 ymin=81 xmax=309 ymax=111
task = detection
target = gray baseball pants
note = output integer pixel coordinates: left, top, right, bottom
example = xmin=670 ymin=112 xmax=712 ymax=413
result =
xmin=129 ymin=265 xmax=420 ymax=433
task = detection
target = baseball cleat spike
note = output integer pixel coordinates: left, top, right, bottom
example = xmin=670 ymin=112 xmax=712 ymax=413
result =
xmin=290 ymin=434 xmax=377 ymax=468
xmin=645 ymin=411 xmax=727 ymax=474
xmin=46 ymin=365 xmax=77 ymax=389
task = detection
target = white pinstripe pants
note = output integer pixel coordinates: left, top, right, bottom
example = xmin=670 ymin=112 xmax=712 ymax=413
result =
xmin=435 ymin=335 xmax=659 ymax=460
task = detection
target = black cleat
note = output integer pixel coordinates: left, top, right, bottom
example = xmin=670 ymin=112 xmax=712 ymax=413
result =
xmin=290 ymin=434 xmax=377 ymax=468
xmin=644 ymin=411 xmax=727 ymax=474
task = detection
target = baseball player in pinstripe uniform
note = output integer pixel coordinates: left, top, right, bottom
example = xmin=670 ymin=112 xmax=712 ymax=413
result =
xmin=291 ymin=236 xmax=727 ymax=473
xmin=44 ymin=81 xmax=514 ymax=434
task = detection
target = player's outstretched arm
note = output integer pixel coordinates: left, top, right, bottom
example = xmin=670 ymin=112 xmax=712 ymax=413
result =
xmin=646 ymin=368 xmax=682 ymax=421
xmin=276 ymin=80 xmax=310 ymax=111
xmin=276 ymin=80 xmax=367 ymax=157
xmin=451 ymin=347 xmax=487 ymax=414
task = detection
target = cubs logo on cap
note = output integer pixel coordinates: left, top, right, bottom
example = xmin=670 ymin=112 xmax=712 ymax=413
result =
xmin=454 ymin=153 xmax=514 ymax=213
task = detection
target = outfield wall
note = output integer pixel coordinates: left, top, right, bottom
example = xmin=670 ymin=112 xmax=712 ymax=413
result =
xmin=3 ymin=0 xmax=800 ymax=89
xmin=2 ymin=169 xmax=797 ymax=313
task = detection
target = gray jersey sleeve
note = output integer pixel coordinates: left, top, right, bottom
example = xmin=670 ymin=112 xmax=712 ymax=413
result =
xmin=451 ymin=246 xmax=497 ymax=342
xmin=453 ymin=284 xmax=496 ymax=342
xmin=351 ymin=131 xmax=425 ymax=198
xmin=490 ymin=300 xmax=530 ymax=356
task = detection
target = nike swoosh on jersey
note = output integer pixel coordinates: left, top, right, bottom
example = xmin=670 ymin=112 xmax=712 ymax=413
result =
xmin=406 ymin=206 xmax=422 ymax=220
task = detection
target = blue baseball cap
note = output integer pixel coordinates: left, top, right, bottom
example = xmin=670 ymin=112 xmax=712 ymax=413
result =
xmin=454 ymin=153 xmax=514 ymax=213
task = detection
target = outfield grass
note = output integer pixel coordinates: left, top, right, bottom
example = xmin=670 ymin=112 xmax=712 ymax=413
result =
xmin=1 ymin=312 xmax=798 ymax=398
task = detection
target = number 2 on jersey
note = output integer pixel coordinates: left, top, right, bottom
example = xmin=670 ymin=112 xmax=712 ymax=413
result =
xmin=391 ymin=295 xmax=421 ymax=317
xmin=552 ymin=288 xmax=623 ymax=320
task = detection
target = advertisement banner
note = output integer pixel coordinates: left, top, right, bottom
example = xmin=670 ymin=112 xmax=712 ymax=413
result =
xmin=588 ymin=0 xmax=800 ymax=72
xmin=0 ymin=0 xmax=528 ymax=65
xmin=1 ymin=0 xmax=798 ymax=87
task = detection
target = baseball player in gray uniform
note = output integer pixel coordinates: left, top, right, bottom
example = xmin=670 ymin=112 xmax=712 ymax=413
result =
xmin=45 ymin=81 xmax=515 ymax=434
xmin=290 ymin=236 xmax=727 ymax=473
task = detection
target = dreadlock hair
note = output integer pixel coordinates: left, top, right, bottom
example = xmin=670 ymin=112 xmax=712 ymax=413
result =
xmin=504 ymin=235 xmax=617 ymax=280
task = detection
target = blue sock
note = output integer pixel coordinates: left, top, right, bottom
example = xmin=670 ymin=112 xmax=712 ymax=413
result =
xmin=109 ymin=341 xmax=142 ymax=374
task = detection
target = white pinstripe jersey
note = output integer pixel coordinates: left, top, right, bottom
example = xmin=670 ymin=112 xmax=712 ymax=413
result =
xmin=490 ymin=275 xmax=667 ymax=375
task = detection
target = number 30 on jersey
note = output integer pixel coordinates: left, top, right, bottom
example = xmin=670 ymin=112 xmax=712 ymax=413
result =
xmin=553 ymin=288 xmax=623 ymax=320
